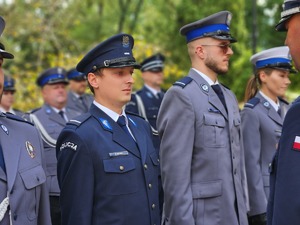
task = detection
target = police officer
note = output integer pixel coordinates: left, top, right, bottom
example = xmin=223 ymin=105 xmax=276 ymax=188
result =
xmin=0 ymin=16 xmax=51 ymax=225
xmin=241 ymin=46 xmax=294 ymax=225
xmin=56 ymin=33 xmax=161 ymax=225
xmin=157 ymin=11 xmax=249 ymax=225
xmin=0 ymin=74 xmax=24 ymax=117
xmin=267 ymin=1 xmax=300 ymax=225
xmin=126 ymin=53 xmax=165 ymax=151
xmin=28 ymin=67 xmax=80 ymax=225
xmin=66 ymin=68 xmax=93 ymax=114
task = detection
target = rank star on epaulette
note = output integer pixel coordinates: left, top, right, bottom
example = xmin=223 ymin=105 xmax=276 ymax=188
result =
xmin=25 ymin=141 xmax=35 ymax=158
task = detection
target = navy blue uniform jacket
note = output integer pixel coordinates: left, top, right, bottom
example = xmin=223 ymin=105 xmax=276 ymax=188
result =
xmin=268 ymin=101 xmax=300 ymax=225
xmin=56 ymin=103 xmax=161 ymax=225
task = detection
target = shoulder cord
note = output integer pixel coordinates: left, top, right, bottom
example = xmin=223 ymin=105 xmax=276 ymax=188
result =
xmin=134 ymin=93 xmax=158 ymax=136
xmin=29 ymin=114 xmax=57 ymax=148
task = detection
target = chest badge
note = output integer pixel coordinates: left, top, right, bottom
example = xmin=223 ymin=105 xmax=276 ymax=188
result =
xmin=25 ymin=141 xmax=36 ymax=158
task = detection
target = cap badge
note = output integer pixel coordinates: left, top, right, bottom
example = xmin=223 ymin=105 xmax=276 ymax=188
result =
xmin=57 ymin=67 xmax=63 ymax=74
xmin=122 ymin=35 xmax=130 ymax=48
xmin=25 ymin=141 xmax=35 ymax=158
xmin=0 ymin=124 xmax=8 ymax=135
xmin=227 ymin=13 xmax=232 ymax=25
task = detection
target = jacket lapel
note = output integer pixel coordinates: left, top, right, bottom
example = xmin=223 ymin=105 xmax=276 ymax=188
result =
xmin=90 ymin=105 xmax=141 ymax=158
xmin=0 ymin=121 xmax=21 ymax=192
xmin=189 ymin=71 xmax=228 ymax=119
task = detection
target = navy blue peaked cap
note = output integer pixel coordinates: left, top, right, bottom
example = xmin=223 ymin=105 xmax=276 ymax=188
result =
xmin=0 ymin=16 xmax=5 ymax=36
xmin=67 ymin=68 xmax=87 ymax=81
xmin=276 ymin=0 xmax=300 ymax=31
xmin=180 ymin=11 xmax=237 ymax=43
xmin=0 ymin=42 xmax=14 ymax=59
xmin=141 ymin=53 xmax=165 ymax=72
xmin=4 ymin=75 xmax=16 ymax=91
xmin=76 ymin=33 xmax=140 ymax=74
xmin=36 ymin=67 xmax=68 ymax=87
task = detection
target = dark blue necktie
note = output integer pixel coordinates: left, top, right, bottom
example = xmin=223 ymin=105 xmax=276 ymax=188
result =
xmin=117 ymin=116 xmax=135 ymax=142
xmin=211 ymin=84 xmax=227 ymax=110
xmin=0 ymin=144 xmax=6 ymax=173
xmin=277 ymin=107 xmax=281 ymax=117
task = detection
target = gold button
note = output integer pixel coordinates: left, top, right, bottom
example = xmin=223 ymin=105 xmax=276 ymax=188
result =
xmin=144 ymin=164 xmax=148 ymax=170
xmin=152 ymin=204 xmax=155 ymax=209
xmin=148 ymin=183 xmax=152 ymax=189
xmin=119 ymin=166 xmax=124 ymax=171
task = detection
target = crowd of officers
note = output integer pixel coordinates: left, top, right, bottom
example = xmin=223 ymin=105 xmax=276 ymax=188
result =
xmin=0 ymin=0 xmax=299 ymax=224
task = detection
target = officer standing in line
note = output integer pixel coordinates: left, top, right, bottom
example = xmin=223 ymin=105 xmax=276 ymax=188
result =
xmin=28 ymin=67 xmax=80 ymax=225
xmin=126 ymin=53 xmax=165 ymax=151
xmin=241 ymin=46 xmax=294 ymax=225
xmin=66 ymin=68 xmax=93 ymax=114
xmin=56 ymin=33 xmax=161 ymax=225
xmin=157 ymin=11 xmax=249 ymax=225
xmin=0 ymin=74 xmax=24 ymax=117
xmin=0 ymin=16 xmax=51 ymax=225
xmin=267 ymin=1 xmax=300 ymax=225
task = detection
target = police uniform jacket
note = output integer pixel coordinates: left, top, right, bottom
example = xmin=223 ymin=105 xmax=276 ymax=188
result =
xmin=157 ymin=69 xmax=248 ymax=225
xmin=31 ymin=104 xmax=80 ymax=196
xmin=241 ymin=93 xmax=288 ymax=217
xmin=267 ymin=99 xmax=300 ymax=225
xmin=126 ymin=86 xmax=163 ymax=150
xmin=66 ymin=91 xmax=93 ymax=114
xmin=0 ymin=113 xmax=51 ymax=225
xmin=56 ymin=103 xmax=161 ymax=225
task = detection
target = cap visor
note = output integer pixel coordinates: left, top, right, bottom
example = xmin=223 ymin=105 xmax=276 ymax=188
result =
xmin=0 ymin=49 xmax=14 ymax=59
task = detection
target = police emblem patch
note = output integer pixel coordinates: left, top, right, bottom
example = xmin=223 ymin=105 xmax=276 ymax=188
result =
xmin=25 ymin=141 xmax=35 ymax=158
xmin=100 ymin=118 xmax=112 ymax=130
xmin=201 ymin=84 xmax=209 ymax=93
xmin=122 ymin=35 xmax=130 ymax=48
xmin=263 ymin=101 xmax=270 ymax=107
xmin=0 ymin=124 xmax=8 ymax=135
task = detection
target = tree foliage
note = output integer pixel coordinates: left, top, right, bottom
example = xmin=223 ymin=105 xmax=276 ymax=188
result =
xmin=0 ymin=0 xmax=295 ymax=111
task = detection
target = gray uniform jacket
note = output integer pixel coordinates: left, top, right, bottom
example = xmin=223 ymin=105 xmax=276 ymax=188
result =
xmin=241 ymin=93 xmax=289 ymax=216
xmin=0 ymin=113 xmax=51 ymax=225
xmin=30 ymin=104 xmax=80 ymax=196
xmin=66 ymin=91 xmax=93 ymax=114
xmin=157 ymin=69 xmax=249 ymax=225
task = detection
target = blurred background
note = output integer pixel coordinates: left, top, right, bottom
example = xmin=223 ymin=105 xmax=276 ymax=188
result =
xmin=0 ymin=0 xmax=297 ymax=111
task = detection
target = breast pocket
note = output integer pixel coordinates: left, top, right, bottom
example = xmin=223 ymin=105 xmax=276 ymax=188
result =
xmin=19 ymin=164 xmax=46 ymax=220
xmin=103 ymin=157 xmax=138 ymax=195
xmin=202 ymin=113 xmax=226 ymax=148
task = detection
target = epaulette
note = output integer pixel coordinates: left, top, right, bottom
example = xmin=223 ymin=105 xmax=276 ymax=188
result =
xmin=220 ymin=83 xmax=230 ymax=90
xmin=5 ymin=112 xmax=34 ymax=126
xmin=67 ymin=113 xmax=91 ymax=128
xmin=126 ymin=111 xmax=145 ymax=120
xmin=278 ymin=96 xmax=289 ymax=105
xmin=244 ymin=97 xmax=260 ymax=109
xmin=173 ymin=76 xmax=193 ymax=88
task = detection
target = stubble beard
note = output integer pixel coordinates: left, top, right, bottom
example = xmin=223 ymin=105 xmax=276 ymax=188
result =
xmin=205 ymin=56 xmax=229 ymax=75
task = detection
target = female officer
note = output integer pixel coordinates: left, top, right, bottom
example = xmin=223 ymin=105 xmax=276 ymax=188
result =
xmin=241 ymin=46 xmax=295 ymax=225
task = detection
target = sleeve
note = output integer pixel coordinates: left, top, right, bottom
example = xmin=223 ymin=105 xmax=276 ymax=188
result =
xmin=157 ymin=87 xmax=195 ymax=225
xmin=56 ymin=128 xmax=94 ymax=225
xmin=269 ymin=102 xmax=300 ymax=224
xmin=241 ymin=107 xmax=267 ymax=215
xmin=34 ymin=126 xmax=52 ymax=225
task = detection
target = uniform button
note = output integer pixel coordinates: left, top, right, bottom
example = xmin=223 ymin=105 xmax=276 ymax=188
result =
xmin=13 ymin=214 xmax=17 ymax=220
xmin=36 ymin=176 xmax=40 ymax=182
xmin=148 ymin=183 xmax=152 ymax=189
xmin=234 ymin=169 xmax=237 ymax=175
xmin=152 ymin=204 xmax=155 ymax=209
xmin=157 ymin=159 xmax=160 ymax=163
xmin=232 ymin=154 xmax=235 ymax=159
xmin=119 ymin=166 xmax=124 ymax=171
xmin=144 ymin=164 xmax=148 ymax=170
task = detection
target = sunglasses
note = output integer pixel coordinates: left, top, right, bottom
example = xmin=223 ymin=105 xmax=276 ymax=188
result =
xmin=201 ymin=43 xmax=232 ymax=54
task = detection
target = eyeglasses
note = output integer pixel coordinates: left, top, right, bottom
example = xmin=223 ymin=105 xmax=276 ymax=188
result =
xmin=201 ymin=43 xmax=232 ymax=54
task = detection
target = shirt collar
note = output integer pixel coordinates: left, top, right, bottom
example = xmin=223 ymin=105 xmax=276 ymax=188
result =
xmin=191 ymin=68 xmax=219 ymax=86
xmin=259 ymin=91 xmax=280 ymax=111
